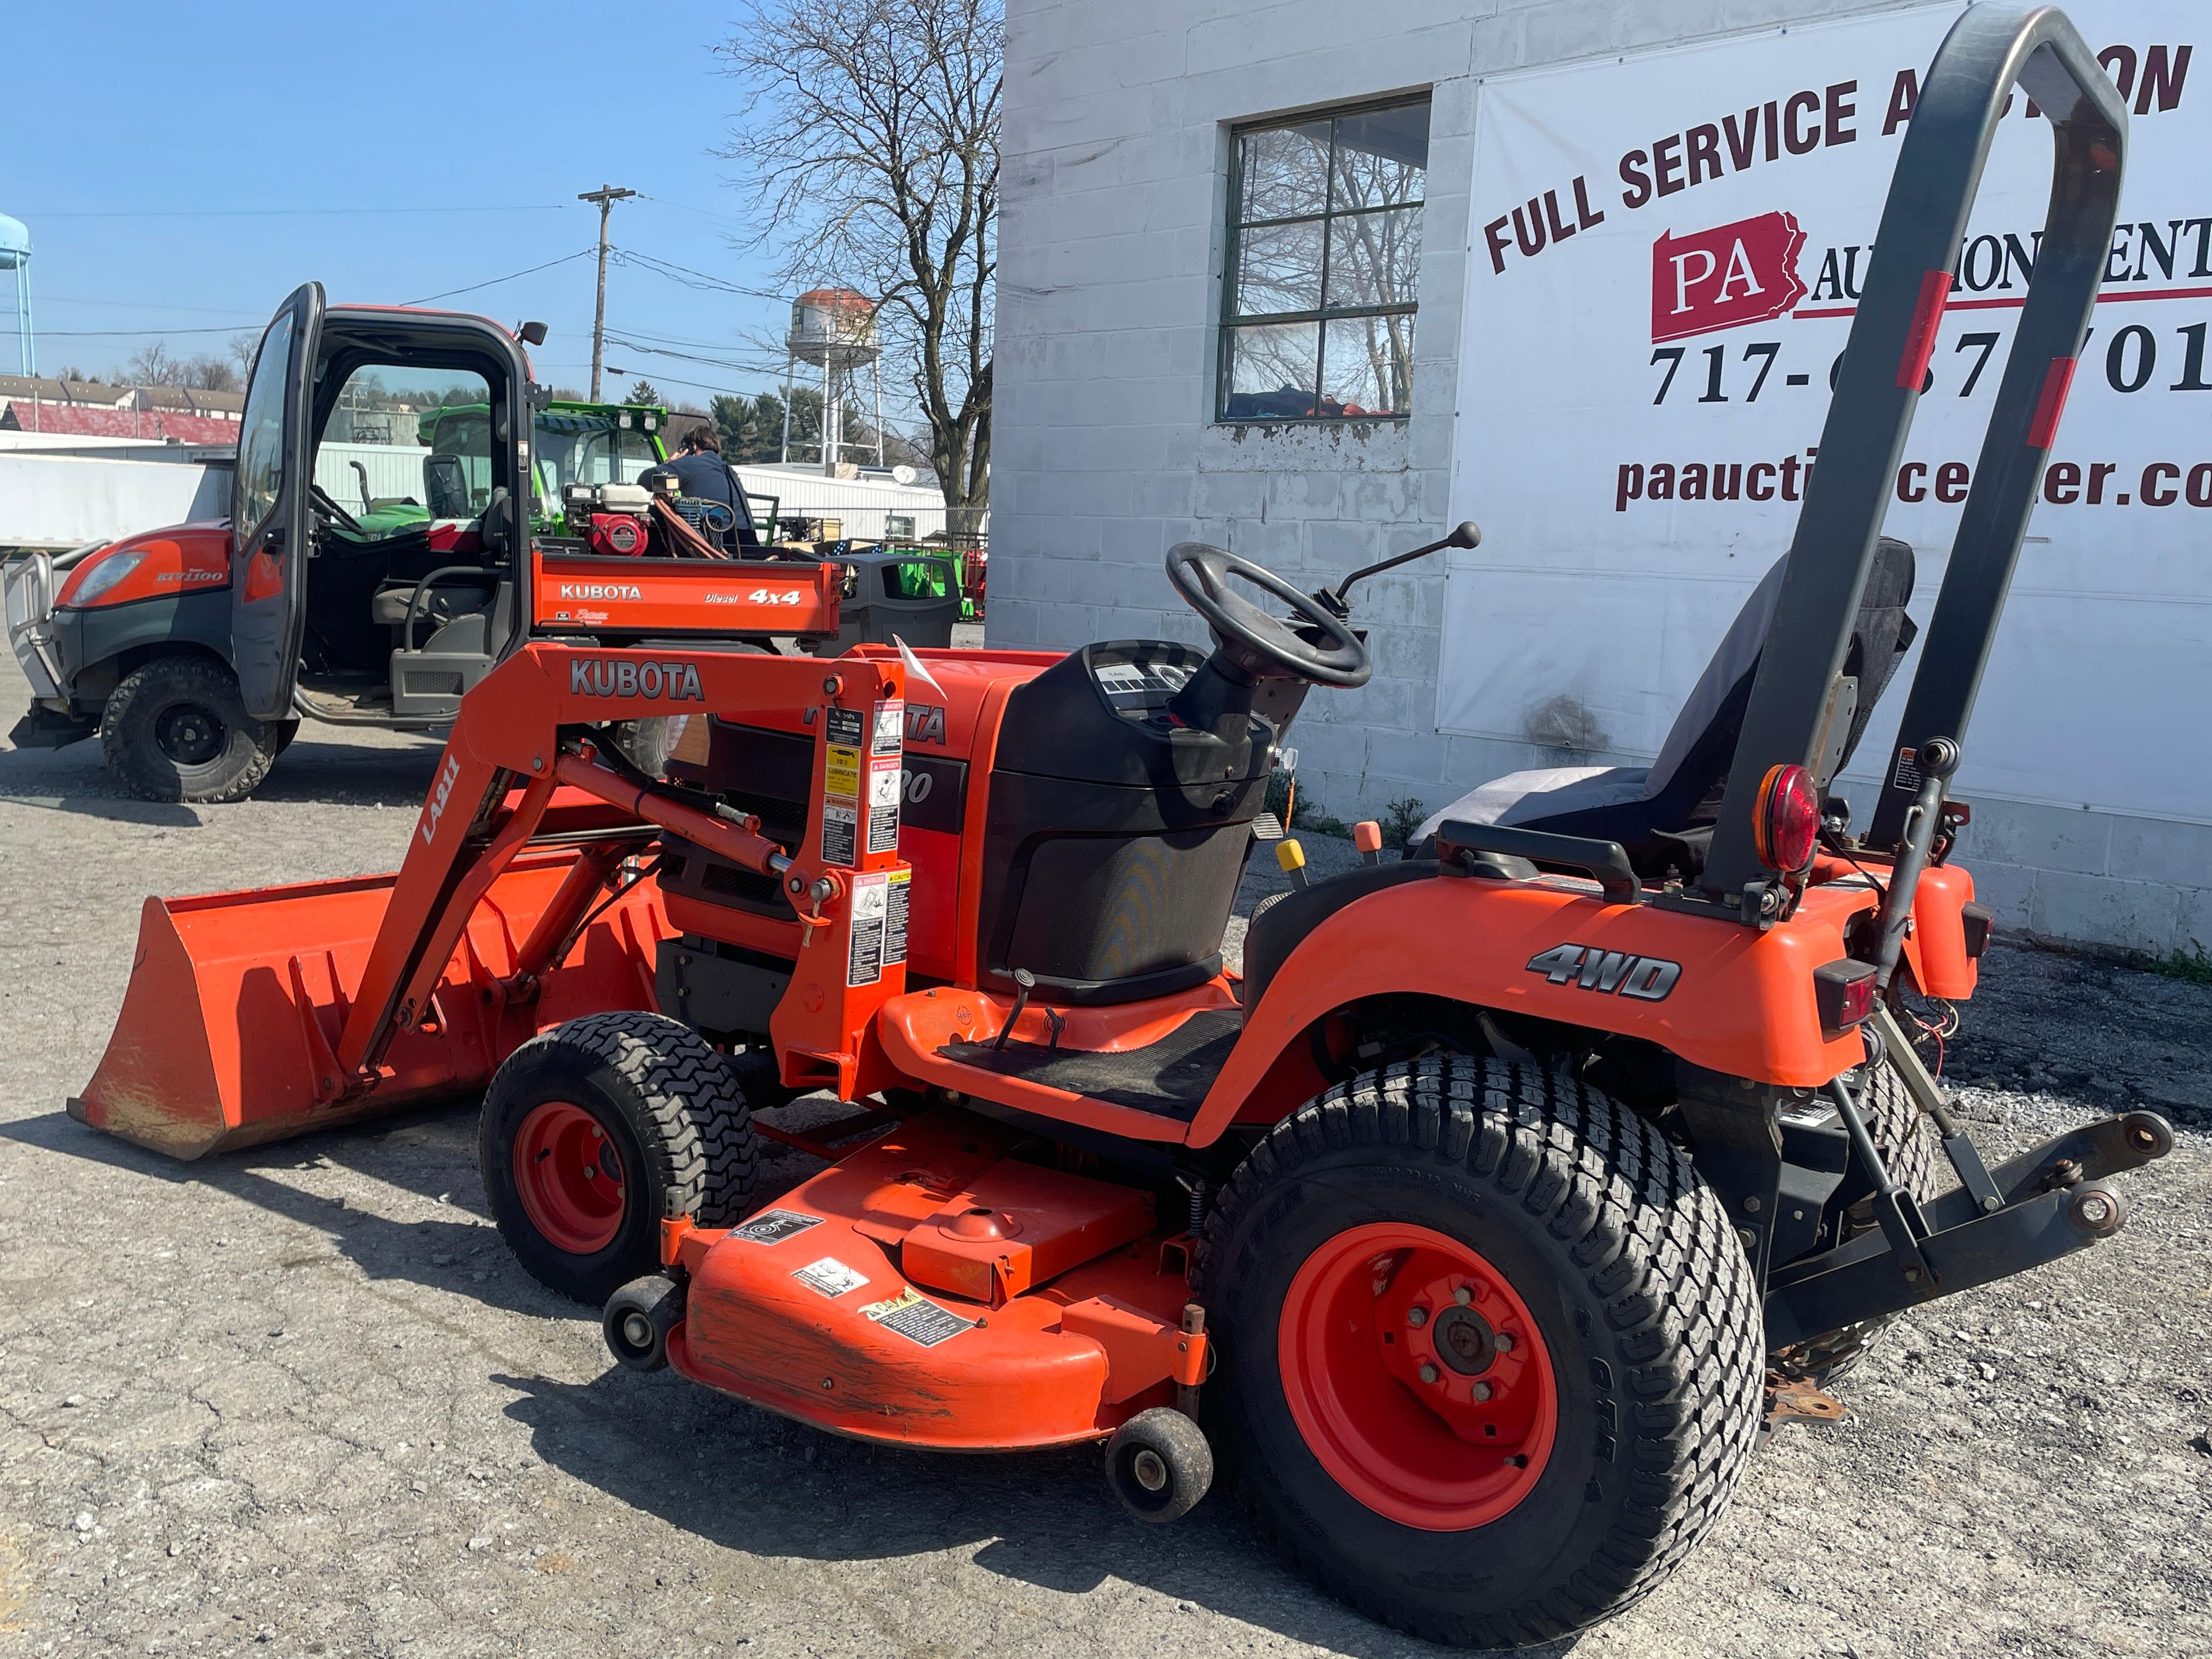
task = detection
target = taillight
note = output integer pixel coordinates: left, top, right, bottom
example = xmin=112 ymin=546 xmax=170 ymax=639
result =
xmin=1753 ymin=763 xmax=1820 ymax=872
xmin=1812 ymin=958 xmax=1880 ymax=1032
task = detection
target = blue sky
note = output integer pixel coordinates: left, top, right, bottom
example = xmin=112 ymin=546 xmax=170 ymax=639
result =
xmin=6 ymin=1 xmax=805 ymax=410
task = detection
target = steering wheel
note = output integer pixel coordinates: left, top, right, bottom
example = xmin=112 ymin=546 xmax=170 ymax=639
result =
xmin=310 ymin=483 xmax=365 ymax=537
xmin=1165 ymin=542 xmax=1371 ymax=688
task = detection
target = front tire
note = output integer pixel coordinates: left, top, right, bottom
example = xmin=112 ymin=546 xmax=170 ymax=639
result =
xmin=480 ymin=1012 xmax=757 ymax=1305
xmin=1198 ymin=1057 xmax=1764 ymax=1649
xmin=100 ymin=656 xmax=282 ymax=803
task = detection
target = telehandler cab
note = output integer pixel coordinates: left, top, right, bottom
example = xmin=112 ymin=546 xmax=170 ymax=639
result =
xmin=70 ymin=5 xmax=2170 ymax=1645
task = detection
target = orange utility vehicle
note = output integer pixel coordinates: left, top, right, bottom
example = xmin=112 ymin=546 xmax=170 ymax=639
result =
xmin=4 ymin=291 xmax=831 ymax=800
xmin=71 ymin=6 xmax=2171 ymax=1646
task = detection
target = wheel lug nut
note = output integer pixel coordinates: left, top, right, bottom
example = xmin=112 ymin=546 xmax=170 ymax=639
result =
xmin=1418 ymin=1363 xmax=1440 ymax=1384
xmin=1495 ymin=1332 xmax=1516 ymax=1353
xmin=1407 ymin=1306 xmax=1428 ymax=1328
xmin=1471 ymin=1381 xmax=1493 ymax=1402
xmin=1454 ymin=1285 xmax=1473 ymax=1305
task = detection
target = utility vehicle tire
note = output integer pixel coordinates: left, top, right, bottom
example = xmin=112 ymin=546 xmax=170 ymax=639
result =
xmin=1770 ymin=1055 xmax=1941 ymax=1386
xmin=100 ymin=656 xmax=283 ymax=804
xmin=1197 ymin=1056 xmax=1764 ymax=1649
xmin=480 ymin=1012 xmax=757 ymax=1305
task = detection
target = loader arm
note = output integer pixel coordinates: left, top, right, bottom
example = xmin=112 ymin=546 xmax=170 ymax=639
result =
xmin=329 ymin=642 xmax=911 ymax=1101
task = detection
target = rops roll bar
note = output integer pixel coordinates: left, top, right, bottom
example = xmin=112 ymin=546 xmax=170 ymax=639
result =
xmin=1696 ymin=3 xmax=2126 ymax=905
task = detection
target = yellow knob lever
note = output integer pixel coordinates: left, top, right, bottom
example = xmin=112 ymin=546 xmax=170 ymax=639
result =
xmin=1275 ymin=838 xmax=1309 ymax=890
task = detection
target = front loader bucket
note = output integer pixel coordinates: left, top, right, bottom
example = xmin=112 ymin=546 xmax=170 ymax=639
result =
xmin=70 ymin=852 xmax=670 ymax=1160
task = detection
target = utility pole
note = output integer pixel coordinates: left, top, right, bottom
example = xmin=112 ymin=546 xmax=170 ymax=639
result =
xmin=577 ymin=184 xmax=637 ymax=400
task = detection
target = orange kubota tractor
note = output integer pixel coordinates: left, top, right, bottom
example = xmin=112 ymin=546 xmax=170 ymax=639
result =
xmin=69 ymin=6 xmax=2172 ymax=1646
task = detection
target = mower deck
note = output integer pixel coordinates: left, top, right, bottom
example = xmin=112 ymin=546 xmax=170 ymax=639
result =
xmin=666 ymin=1107 xmax=1205 ymax=1448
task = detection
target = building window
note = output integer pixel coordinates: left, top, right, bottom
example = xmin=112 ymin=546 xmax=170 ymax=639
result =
xmin=1219 ymin=96 xmax=1430 ymax=423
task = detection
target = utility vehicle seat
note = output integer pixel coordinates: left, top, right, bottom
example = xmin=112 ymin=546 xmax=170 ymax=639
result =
xmin=1414 ymin=540 xmax=1917 ymax=877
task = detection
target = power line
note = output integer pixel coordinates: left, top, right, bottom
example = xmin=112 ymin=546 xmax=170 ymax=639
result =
xmin=22 ymin=204 xmax=576 ymax=220
xmin=611 ymin=247 xmax=784 ymax=302
xmin=403 ymin=249 xmax=597 ymax=306
xmin=37 ymin=324 xmax=253 ymax=339
xmin=41 ymin=295 xmax=266 ymax=318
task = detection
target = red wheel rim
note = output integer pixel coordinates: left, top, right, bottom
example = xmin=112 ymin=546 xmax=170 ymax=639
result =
xmin=512 ymin=1101 xmax=627 ymax=1255
xmin=1278 ymin=1222 xmax=1557 ymax=1531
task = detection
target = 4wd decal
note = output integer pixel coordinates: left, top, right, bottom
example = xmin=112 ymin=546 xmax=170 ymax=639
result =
xmin=569 ymin=658 xmax=706 ymax=701
xmin=1526 ymin=943 xmax=1681 ymax=1001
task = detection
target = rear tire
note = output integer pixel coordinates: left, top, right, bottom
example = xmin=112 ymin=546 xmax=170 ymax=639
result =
xmin=100 ymin=656 xmax=282 ymax=804
xmin=480 ymin=1012 xmax=757 ymax=1305
xmin=1198 ymin=1057 xmax=1763 ymax=1649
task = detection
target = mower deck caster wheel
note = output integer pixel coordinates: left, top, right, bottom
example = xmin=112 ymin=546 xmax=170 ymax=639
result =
xmin=1105 ymin=1407 xmax=1212 ymax=1522
xmin=604 ymin=1275 xmax=684 ymax=1372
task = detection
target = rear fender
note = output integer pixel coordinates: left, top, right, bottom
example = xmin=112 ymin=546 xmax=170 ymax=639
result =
xmin=1188 ymin=872 xmax=1878 ymax=1147
xmin=1901 ymin=862 xmax=1979 ymax=1000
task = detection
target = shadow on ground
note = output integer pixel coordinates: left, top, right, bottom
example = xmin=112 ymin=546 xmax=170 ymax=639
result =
xmin=490 ymin=1361 xmax=1569 ymax=1659
xmin=2 ymin=1100 xmax=1560 ymax=1657
xmin=0 ymin=729 xmax=444 ymax=816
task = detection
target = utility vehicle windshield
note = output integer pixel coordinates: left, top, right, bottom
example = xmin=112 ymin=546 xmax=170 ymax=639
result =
xmin=310 ymin=375 xmax=670 ymax=540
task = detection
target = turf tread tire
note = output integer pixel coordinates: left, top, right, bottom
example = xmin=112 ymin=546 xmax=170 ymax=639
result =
xmin=100 ymin=656 xmax=282 ymax=804
xmin=1196 ymin=1055 xmax=1764 ymax=1649
xmin=480 ymin=1012 xmax=757 ymax=1304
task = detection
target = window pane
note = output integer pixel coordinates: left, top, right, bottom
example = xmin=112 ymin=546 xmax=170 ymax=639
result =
xmin=1234 ymin=218 xmax=1324 ymax=317
xmin=1324 ymin=204 xmax=1423 ymax=310
xmin=1331 ymin=103 xmax=1429 ymax=212
xmin=1223 ymin=322 xmax=1320 ymax=420
xmin=1237 ymin=121 xmax=1331 ymax=222
xmin=233 ymin=310 xmax=293 ymax=537
xmin=1321 ymin=313 xmax=1415 ymax=418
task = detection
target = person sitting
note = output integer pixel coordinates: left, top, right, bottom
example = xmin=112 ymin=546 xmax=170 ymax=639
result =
xmin=661 ymin=424 xmax=760 ymax=553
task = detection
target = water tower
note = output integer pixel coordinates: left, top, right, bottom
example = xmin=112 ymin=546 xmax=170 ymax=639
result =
xmin=781 ymin=287 xmax=883 ymax=476
xmin=0 ymin=215 xmax=31 ymax=377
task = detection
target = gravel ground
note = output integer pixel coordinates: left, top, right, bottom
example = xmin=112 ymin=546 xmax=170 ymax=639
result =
xmin=0 ymin=651 xmax=2206 ymax=1659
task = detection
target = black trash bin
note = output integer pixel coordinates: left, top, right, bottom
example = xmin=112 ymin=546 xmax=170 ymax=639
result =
xmin=813 ymin=549 xmax=962 ymax=652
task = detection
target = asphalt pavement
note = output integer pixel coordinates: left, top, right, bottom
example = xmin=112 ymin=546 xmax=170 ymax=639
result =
xmin=0 ymin=646 xmax=2205 ymax=1659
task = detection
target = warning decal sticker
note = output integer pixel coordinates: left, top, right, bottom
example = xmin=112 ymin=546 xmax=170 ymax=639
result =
xmin=824 ymin=744 xmax=861 ymax=800
xmin=820 ymin=802 xmax=858 ymax=866
xmin=732 ymin=1209 xmax=824 ymax=1245
xmin=792 ymin=1256 xmax=870 ymax=1299
xmin=866 ymin=757 xmax=901 ymax=854
xmin=872 ymin=699 xmax=904 ymax=756
xmin=825 ymin=706 xmax=864 ymax=748
xmin=1892 ymin=746 xmax=1923 ymax=792
xmin=848 ymin=871 xmax=889 ymax=986
xmin=885 ymin=868 xmax=910 ymax=967
xmin=861 ymin=1286 xmax=975 ymax=1347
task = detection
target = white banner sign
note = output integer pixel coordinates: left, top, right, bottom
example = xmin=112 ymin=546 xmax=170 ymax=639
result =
xmin=1444 ymin=2 xmax=2209 ymax=823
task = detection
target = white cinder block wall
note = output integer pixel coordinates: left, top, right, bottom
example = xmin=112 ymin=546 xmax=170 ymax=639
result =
xmin=993 ymin=0 xmax=2212 ymax=961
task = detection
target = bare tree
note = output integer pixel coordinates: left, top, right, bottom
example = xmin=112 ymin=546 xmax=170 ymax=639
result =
xmin=229 ymin=334 xmax=259 ymax=379
xmin=128 ymin=341 xmax=187 ymax=387
xmin=715 ymin=0 xmax=998 ymax=536
xmin=184 ymin=355 xmax=240 ymax=393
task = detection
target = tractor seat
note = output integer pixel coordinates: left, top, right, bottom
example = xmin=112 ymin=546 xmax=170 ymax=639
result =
xmin=369 ymin=580 xmax=493 ymax=629
xmin=1414 ymin=539 xmax=1917 ymax=878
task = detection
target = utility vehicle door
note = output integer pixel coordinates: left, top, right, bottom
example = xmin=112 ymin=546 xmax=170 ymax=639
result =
xmin=230 ymin=282 xmax=324 ymax=719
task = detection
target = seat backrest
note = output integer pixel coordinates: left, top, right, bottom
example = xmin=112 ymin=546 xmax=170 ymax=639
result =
xmin=1643 ymin=537 xmax=1916 ymax=825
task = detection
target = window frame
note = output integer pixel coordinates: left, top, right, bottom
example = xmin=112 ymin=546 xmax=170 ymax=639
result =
xmin=1217 ymin=91 xmax=1431 ymax=426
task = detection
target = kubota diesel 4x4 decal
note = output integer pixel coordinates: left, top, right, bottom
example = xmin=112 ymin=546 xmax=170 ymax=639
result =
xmin=1526 ymin=943 xmax=1681 ymax=1001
